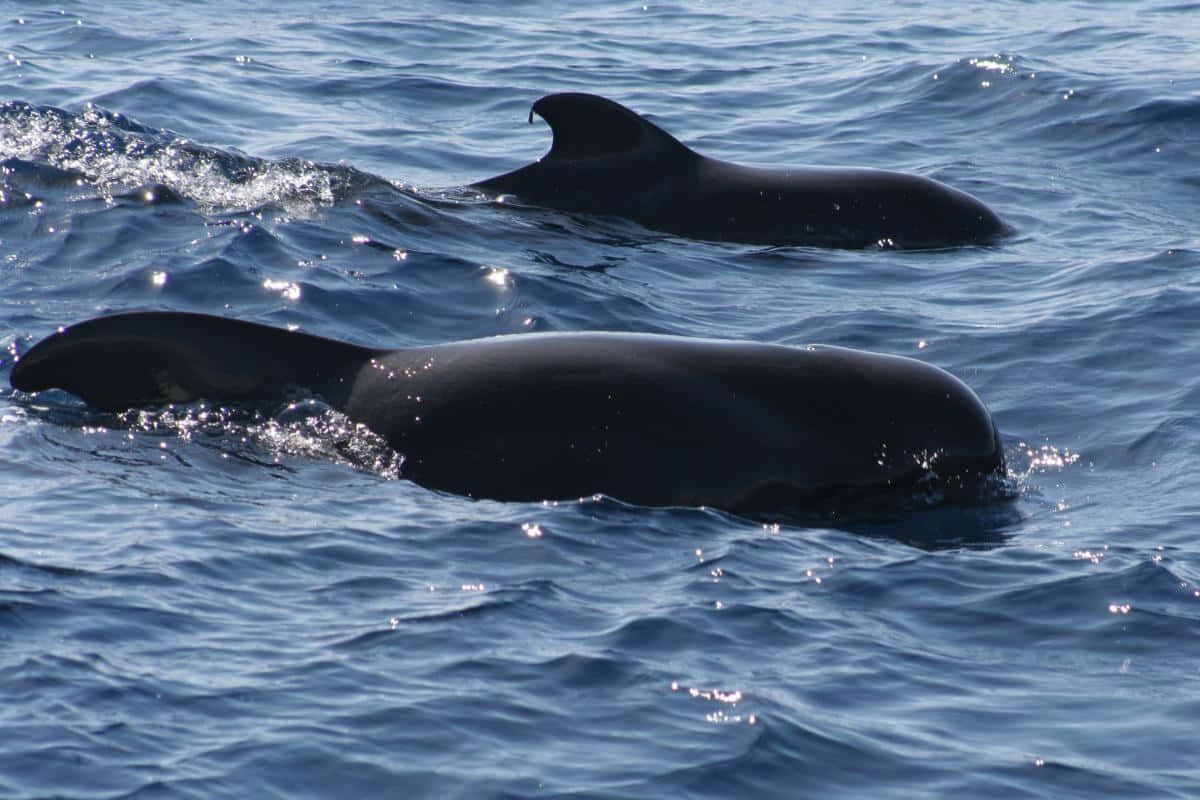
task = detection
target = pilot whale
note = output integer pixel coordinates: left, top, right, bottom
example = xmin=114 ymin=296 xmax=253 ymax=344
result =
xmin=10 ymin=312 xmax=1004 ymax=512
xmin=473 ymin=93 xmax=1007 ymax=249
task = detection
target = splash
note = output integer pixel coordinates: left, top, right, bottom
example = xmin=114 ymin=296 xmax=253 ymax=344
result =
xmin=1014 ymin=441 xmax=1081 ymax=477
xmin=0 ymin=100 xmax=370 ymax=214
xmin=112 ymin=399 xmax=403 ymax=479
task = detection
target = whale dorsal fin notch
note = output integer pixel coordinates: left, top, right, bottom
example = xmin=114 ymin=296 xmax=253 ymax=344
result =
xmin=529 ymin=93 xmax=694 ymax=162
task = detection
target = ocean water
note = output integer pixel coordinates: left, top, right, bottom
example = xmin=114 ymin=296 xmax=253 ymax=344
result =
xmin=2 ymin=1 xmax=1199 ymax=797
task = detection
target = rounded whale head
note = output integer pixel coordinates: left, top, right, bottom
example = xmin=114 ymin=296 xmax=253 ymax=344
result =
xmin=342 ymin=333 xmax=1005 ymax=511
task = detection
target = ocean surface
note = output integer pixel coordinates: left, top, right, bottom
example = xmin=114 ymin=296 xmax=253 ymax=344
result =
xmin=2 ymin=1 xmax=1198 ymax=797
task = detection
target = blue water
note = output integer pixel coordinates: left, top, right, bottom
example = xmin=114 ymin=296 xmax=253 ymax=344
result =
xmin=2 ymin=1 xmax=1199 ymax=797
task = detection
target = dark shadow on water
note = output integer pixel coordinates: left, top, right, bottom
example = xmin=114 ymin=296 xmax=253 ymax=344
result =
xmin=739 ymin=479 xmax=1023 ymax=551
xmin=559 ymin=482 xmax=1022 ymax=551
xmin=830 ymin=501 xmax=1023 ymax=550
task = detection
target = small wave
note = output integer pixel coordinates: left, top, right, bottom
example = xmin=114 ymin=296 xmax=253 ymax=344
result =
xmin=0 ymin=100 xmax=388 ymax=215
xmin=1030 ymin=93 xmax=1200 ymax=167
xmin=931 ymin=558 xmax=1200 ymax=657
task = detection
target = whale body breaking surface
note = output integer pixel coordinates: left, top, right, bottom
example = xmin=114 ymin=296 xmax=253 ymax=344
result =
xmin=473 ymin=92 xmax=1008 ymax=249
xmin=11 ymin=312 xmax=1005 ymax=513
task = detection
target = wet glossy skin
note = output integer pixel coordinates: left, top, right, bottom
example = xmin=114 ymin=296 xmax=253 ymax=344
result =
xmin=474 ymin=93 xmax=1007 ymax=249
xmin=12 ymin=312 xmax=1004 ymax=512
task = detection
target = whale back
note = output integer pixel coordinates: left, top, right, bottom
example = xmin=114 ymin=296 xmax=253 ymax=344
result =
xmin=345 ymin=333 xmax=1005 ymax=510
xmin=10 ymin=313 xmax=1005 ymax=513
xmin=473 ymin=92 xmax=1007 ymax=249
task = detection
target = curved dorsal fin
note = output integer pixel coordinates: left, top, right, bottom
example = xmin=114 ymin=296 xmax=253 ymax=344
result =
xmin=529 ymin=93 xmax=694 ymax=161
xmin=10 ymin=312 xmax=376 ymax=411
